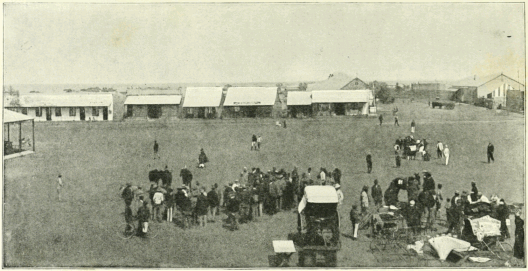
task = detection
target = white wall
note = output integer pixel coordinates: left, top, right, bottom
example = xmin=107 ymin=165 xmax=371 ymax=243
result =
xmin=26 ymin=107 xmax=112 ymax=122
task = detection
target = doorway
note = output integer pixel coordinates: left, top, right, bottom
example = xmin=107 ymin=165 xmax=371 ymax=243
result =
xmin=103 ymin=107 xmax=108 ymax=120
xmin=147 ymin=105 xmax=162 ymax=119
xmin=334 ymin=103 xmax=346 ymax=115
xmin=80 ymin=107 xmax=86 ymax=121
xmin=46 ymin=107 xmax=52 ymax=121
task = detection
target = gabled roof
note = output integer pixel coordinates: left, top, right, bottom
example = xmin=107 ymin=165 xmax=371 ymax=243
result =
xmin=6 ymin=94 xmax=113 ymax=107
xmin=312 ymin=90 xmax=370 ymax=103
xmin=452 ymin=73 xmax=525 ymax=88
xmin=307 ymin=72 xmax=353 ymax=91
xmin=223 ymin=87 xmax=277 ymax=106
xmin=124 ymin=95 xmax=182 ymax=105
xmin=3 ymin=109 xmax=34 ymax=123
xmin=182 ymin=87 xmax=223 ymax=108
xmin=287 ymin=91 xmax=312 ymax=105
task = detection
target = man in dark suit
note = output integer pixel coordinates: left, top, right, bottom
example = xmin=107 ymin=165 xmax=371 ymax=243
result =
xmin=487 ymin=142 xmax=495 ymax=163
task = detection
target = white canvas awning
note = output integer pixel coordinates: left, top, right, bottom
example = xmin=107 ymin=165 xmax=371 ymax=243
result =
xmin=287 ymin=91 xmax=312 ymax=105
xmin=182 ymin=87 xmax=223 ymax=108
xmin=9 ymin=94 xmax=113 ymax=107
xmin=3 ymin=109 xmax=34 ymax=123
xmin=312 ymin=90 xmax=370 ymax=103
xmin=124 ymin=95 xmax=182 ymax=105
xmin=223 ymin=87 xmax=277 ymax=106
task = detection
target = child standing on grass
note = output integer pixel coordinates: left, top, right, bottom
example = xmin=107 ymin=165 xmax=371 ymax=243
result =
xmin=57 ymin=175 xmax=64 ymax=201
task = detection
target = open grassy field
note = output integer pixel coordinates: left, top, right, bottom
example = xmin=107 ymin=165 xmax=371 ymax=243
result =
xmin=3 ymin=100 xmax=525 ymax=267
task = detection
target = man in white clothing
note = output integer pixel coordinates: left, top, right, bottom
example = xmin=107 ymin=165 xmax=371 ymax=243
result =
xmin=443 ymin=145 xmax=450 ymax=165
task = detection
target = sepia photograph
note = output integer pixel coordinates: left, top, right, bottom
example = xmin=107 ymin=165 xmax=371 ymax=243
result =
xmin=2 ymin=2 xmax=526 ymax=268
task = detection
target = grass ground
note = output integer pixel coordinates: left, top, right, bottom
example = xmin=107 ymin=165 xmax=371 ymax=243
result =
xmin=3 ymin=100 xmax=525 ymax=267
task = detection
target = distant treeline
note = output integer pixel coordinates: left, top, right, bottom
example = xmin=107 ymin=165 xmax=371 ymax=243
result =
xmin=64 ymin=87 xmax=116 ymax=93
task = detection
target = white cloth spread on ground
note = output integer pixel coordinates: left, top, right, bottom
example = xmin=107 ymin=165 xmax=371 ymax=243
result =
xmin=428 ymin=236 xmax=475 ymax=261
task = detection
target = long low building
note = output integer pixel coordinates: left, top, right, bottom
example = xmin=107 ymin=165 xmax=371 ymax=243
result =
xmin=124 ymin=95 xmax=182 ymax=119
xmin=182 ymin=87 xmax=223 ymax=119
xmin=222 ymin=87 xmax=278 ymax=118
xmin=311 ymin=90 xmax=372 ymax=116
xmin=286 ymin=91 xmax=313 ymax=118
xmin=4 ymin=94 xmax=113 ymax=121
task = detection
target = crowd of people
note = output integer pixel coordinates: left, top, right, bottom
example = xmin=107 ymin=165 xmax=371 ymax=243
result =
xmin=121 ymin=164 xmax=345 ymax=233
xmin=350 ymin=171 xmax=524 ymax=259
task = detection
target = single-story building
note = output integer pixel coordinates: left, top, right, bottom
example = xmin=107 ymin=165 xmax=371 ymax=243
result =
xmin=222 ymin=87 xmax=278 ymax=118
xmin=4 ymin=109 xmax=35 ymax=159
xmin=4 ymin=94 xmax=113 ymax=122
xmin=287 ymin=91 xmax=313 ymax=118
xmin=182 ymin=87 xmax=223 ymax=119
xmin=124 ymin=95 xmax=182 ymax=119
xmin=452 ymin=73 xmax=525 ymax=107
xmin=312 ymin=90 xmax=371 ymax=116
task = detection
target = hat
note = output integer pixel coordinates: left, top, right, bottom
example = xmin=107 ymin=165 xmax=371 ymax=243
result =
xmin=410 ymin=200 xmax=416 ymax=206
xmin=335 ymin=184 xmax=341 ymax=189
xmin=455 ymin=190 xmax=460 ymax=195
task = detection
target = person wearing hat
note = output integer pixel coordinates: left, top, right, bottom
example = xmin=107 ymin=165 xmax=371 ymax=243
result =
xmin=198 ymin=148 xmax=208 ymax=168
xmin=378 ymin=114 xmax=383 ymax=126
xmin=470 ymin=182 xmax=479 ymax=202
xmin=366 ymin=153 xmax=373 ymax=174
xmin=443 ymin=144 xmax=450 ymax=166
xmin=411 ymin=120 xmax=416 ymax=133
xmin=335 ymin=184 xmax=344 ymax=205
xmin=371 ymin=179 xmax=383 ymax=208
xmin=422 ymin=171 xmax=435 ymax=192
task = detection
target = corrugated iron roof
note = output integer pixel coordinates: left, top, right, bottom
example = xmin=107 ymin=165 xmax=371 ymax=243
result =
xmin=287 ymin=91 xmax=312 ymax=105
xmin=3 ymin=109 xmax=34 ymax=123
xmin=223 ymin=87 xmax=277 ymax=106
xmin=6 ymin=94 xmax=113 ymax=107
xmin=182 ymin=87 xmax=223 ymax=108
xmin=124 ymin=95 xmax=182 ymax=105
xmin=312 ymin=90 xmax=370 ymax=103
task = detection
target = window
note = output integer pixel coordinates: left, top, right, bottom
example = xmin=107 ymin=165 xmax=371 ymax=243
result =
xmin=355 ymin=82 xmax=358 ymax=85
xmin=35 ymin=107 xmax=42 ymax=117
xmin=55 ymin=108 xmax=62 ymax=117
xmin=21 ymin=108 xmax=27 ymax=115
xmin=69 ymin=107 xmax=76 ymax=116
xmin=92 ymin=107 xmax=99 ymax=116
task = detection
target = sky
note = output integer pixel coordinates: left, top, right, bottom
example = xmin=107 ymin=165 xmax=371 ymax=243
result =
xmin=3 ymin=3 xmax=525 ymax=85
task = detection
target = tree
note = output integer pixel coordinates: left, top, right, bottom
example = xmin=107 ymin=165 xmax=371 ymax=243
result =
xmin=298 ymin=82 xmax=308 ymax=91
xmin=376 ymin=84 xmax=395 ymax=104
